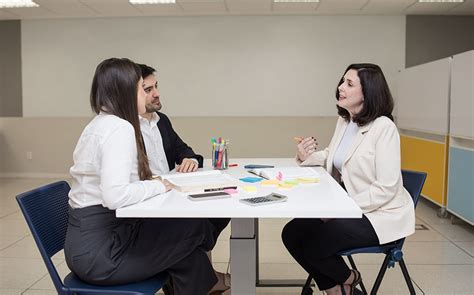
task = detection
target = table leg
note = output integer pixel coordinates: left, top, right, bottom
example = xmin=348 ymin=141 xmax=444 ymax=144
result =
xmin=230 ymin=218 xmax=256 ymax=295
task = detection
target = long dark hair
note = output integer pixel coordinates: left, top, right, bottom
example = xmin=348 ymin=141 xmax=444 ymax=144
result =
xmin=335 ymin=63 xmax=394 ymax=126
xmin=90 ymin=58 xmax=152 ymax=180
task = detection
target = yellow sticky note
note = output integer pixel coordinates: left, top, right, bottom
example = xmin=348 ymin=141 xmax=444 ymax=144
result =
xmin=242 ymin=186 xmax=257 ymax=192
xmin=297 ymin=177 xmax=320 ymax=184
xmin=284 ymin=180 xmax=299 ymax=185
xmin=261 ymin=179 xmax=279 ymax=186
xmin=278 ymin=183 xmax=294 ymax=190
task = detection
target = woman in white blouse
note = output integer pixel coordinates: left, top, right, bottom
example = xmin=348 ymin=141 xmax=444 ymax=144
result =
xmin=64 ymin=58 xmax=221 ymax=295
xmin=281 ymin=64 xmax=415 ymax=295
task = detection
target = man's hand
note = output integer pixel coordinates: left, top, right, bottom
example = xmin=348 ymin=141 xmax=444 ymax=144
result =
xmin=176 ymin=158 xmax=199 ymax=173
xmin=296 ymin=137 xmax=318 ymax=162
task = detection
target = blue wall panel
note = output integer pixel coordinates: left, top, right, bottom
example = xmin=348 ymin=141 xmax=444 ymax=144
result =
xmin=447 ymin=147 xmax=474 ymax=224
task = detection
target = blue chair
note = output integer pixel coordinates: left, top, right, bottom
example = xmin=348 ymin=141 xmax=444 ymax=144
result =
xmin=16 ymin=181 xmax=168 ymax=295
xmin=302 ymin=170 xmax=427 ymax=295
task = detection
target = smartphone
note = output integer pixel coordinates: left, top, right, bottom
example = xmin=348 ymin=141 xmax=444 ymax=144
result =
xmin=188 ymin=191 xmax=231 ymax=201
xmin=239 ymin=193 xmax=287 ymax=206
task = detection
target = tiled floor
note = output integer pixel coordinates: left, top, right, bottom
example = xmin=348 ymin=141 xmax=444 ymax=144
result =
xmin=1 ymin=178 xmax=473 ymax=294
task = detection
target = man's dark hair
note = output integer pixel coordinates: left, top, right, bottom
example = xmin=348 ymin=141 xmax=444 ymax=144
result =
xmin=336 ymin=63 xmax=394 ymax=126
xmin=138 ymin=63 xmax=156 ymax=79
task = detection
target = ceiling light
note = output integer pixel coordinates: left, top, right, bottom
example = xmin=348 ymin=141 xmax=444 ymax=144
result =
xmin=274 ymin=0 xmax=320 ymax=2
xmin=129 ymin=0 xmax=176 ymax=4
xmin=0 ymin=0 xmax=38 ymax=8
xmin=418 ymin=0 xmax=464 ymax=2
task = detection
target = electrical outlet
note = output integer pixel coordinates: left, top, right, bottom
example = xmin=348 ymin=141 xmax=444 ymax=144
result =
xmin=26 ymin=151 xmax=33 ymax=160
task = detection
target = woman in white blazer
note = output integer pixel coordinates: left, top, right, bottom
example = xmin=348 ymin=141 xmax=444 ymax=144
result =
xmin=281 ymin=64 xmax=415 ymax=295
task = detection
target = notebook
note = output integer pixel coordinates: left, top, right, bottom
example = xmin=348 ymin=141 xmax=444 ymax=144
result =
xmin=158 ymin=170 xmax=239 ymax=193
xmin=248 ymin=167 xmax=320 ymax=181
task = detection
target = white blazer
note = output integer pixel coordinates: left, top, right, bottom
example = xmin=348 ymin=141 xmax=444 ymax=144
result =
xmin=298 ymin=116 xmax=415 ymax=244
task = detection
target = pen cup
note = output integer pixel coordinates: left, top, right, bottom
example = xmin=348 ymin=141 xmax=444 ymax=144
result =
xmin=212 ymin=141 xmax=229 ymax=170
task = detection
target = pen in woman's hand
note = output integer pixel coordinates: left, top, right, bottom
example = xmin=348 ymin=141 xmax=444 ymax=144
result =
xmin=294 ymin=137 xmax=304 ymax=143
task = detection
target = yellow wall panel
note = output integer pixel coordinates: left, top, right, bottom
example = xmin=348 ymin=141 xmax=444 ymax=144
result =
xmin=400 ymin=135 xmax=448 ymax=206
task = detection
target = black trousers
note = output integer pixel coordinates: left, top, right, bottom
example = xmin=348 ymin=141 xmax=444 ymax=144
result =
xmin=64 ymin=205 xmax=230 ymax=295
xmin=281 ymin=216 xmax=379 ymax=290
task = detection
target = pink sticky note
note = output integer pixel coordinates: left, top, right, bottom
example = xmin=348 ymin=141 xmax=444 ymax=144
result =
xmin=224 ymin=188 xmax=239 ymax=194
xmin=276 ymin=171 xmax=283 ymax=181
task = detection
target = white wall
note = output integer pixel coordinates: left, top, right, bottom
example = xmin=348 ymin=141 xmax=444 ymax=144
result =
xmin=21 ymin=15 xmax=405 ymax=117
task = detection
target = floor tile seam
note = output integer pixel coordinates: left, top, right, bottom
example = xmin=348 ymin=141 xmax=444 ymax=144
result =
xmin=0 ymin=234 xmax=30 ymax=251
xmin=329 ymin=262 xmax=474 ymax=266
xmin=404 ymin=240 xmax=474 ymax=257
xmin=416 ymin=215 xmax=474 ymax=257
xmin=0 ymin=234 xmax=30 ymax=239
xmin=417 ymin=215 xmax=473 ymax=232
xmin=411 ymin=279 xmax=426 ymax=295
xmin=0 ymin=255 xmax=64 ymax=262
xmin=24 ymin=271 xmax=51 ymax=293
xmin=397 ymin=263 xmax=474 ymax=266
xmin=0 ymin=211 xmax=21 ymax=220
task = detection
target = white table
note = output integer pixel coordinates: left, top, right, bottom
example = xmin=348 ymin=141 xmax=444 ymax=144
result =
xmin=116 ymin=158 xmax=362 ymax=295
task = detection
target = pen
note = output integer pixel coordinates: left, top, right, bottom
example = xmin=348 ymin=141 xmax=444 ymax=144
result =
xmin=204 ymin=186 xmax=238 ymax=192
xmin=229 ymin=164 xmax=238 ymax=167
xmin=294 ymin=136 xmax=316 ymax=143
xmin=244 ymin=164 xmax=275 ymax=169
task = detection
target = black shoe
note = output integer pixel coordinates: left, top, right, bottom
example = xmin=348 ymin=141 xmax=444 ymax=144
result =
xmin=353 ymin=287 xmax=364 ymax=295
xmin=301 ymin=285 xmax=313 ymax=295
xmin=162 ymin=277 xmax=174 ymax=295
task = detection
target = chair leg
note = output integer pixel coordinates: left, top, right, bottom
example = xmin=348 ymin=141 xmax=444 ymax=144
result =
xmin=370 ymin=254 xmax=390 ymax=295
xmin=347 ymin=255 xmax=368 ymax=295
xmin=301 ymin=275 xmax=313 ymax=295
xmin=399 ymin=258 xmax=416 ymax=295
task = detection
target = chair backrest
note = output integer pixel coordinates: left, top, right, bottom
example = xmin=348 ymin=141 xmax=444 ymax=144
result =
xmin=401 ymin=170 xmax=427 ymax=208
xmin=16 ymin=181 xmax=71 ymax=293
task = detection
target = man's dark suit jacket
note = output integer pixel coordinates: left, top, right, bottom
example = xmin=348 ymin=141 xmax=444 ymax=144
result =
xmin=156 ymin=112 xmax=204 ymax=171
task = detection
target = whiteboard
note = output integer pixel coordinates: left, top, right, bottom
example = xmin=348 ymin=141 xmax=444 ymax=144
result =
xmin=397 ymin=57 xmax=451 ymax=135
xmin=450 ymin=50 xmax=474 ymax=139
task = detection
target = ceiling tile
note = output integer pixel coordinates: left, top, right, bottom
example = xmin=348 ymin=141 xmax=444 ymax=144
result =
xmin=133 ymin=3 xmax=182 ymax=15
xmin=448 ymin=0 xmax=474 ymax=14
xmin=178 ymin=0 xmax=227 ymax=13
xmin=363 ymin=0 xmax=415 ymax=14
xmin=0 ymin=0 xmax=472 ymax=19
xmin=80 ymin=0 xmax=142 ymax=17
xmin=3 ymin=6 xmax=58 ymax=18
xmin=0 ymin=10 xmax=19 ymax=19
xmin=35 ymin=0 xmax=96 ymax=17
xmin=405 ymin=2 xmax=463 ymax=14
xmin=225 ymin=0 xmax=271 ymax=14
xmin=317 ymin=0 xmax=367 ymax=11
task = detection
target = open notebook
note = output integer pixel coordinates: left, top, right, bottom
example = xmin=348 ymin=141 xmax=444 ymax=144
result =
xmin=158 ymin=170 xmax=239 ymax=193
xmin=248 ymin=167 xmax=320 ymax=180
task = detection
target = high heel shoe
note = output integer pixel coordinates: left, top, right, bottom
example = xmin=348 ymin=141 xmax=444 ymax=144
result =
xmin=340 ymin=284 xmax=347 ymax=295
xmin=348 ymin=269 xmax=362 ymax=295
xmin=208 ymin=272 xmax=231 ymax=295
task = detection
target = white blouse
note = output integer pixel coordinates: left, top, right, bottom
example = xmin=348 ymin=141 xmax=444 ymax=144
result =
xmin=139 ymin=113 xmax=170 ymax=176
xmin=333 ymin=120 xmax=359 ymax=174
xmin=68 ymin=113 xmax=166 ymax=209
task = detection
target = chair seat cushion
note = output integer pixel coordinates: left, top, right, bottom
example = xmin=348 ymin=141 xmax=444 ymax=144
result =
xmin=338 ymin=240 xmax=403 ymax=256
xmin=64 ymin=272 xmax=168 ymax=294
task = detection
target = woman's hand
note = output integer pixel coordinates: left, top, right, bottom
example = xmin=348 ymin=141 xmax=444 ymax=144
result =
xmin=160 ymin=179 xmax=175 ymax=192
xmin=296 ymin=137 xmax=318 ymax=162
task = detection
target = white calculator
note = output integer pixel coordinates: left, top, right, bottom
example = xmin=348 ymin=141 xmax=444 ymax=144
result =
xmin=239 ymin=193 xmax=287 ymax=206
